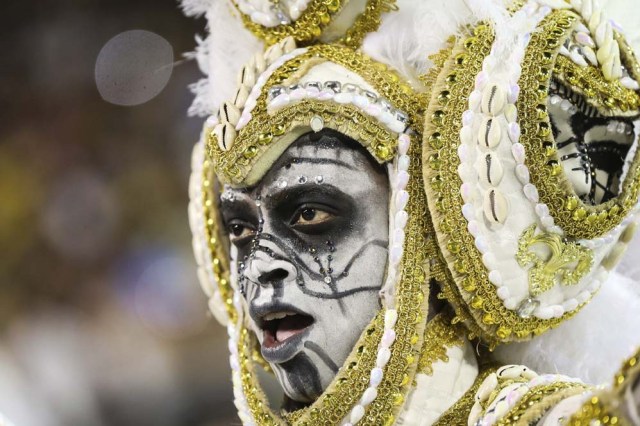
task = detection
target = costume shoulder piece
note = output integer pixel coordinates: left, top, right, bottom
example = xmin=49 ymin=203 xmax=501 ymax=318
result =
xmin=422 ymin=0 xmax=640 ymax=346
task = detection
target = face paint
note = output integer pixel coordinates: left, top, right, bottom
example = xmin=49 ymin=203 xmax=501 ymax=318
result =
xmin=549 ymin=80 xmax=636 ymax=205
xmin=220 ymin=130 xmax=390 ymax=403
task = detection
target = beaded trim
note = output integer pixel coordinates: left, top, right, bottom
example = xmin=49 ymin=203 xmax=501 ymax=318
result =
xmin=232 ymin=0 xmax=397 ymax=47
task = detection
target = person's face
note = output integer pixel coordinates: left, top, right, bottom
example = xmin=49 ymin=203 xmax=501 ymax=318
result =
xmin=220 ymin=131 xmax=390 ymax=403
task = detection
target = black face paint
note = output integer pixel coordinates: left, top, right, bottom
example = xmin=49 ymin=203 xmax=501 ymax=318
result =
xmin=220 ymin=130 xmax=390 ymax=405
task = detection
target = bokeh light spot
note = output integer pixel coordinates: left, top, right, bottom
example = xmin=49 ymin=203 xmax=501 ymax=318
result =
xmin=95 ymin=29 xmax=173 ymax=106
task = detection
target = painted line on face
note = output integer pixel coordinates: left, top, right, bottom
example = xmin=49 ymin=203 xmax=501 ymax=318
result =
xmin=304 ymin=341 xmax=339 ymax=374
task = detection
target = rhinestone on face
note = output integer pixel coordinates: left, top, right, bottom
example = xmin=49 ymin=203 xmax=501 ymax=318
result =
xmin=277 ymin=180 xmax=288 ymax=189
xmin=298 ymin=176 xmax=308 ymax=184
xmin=516 ymin=298 xmax=540 ymax=319
xmin=315 ymin=175 xmax=324 ymax=184
xmin=324 ymin=81 xmax=342 ymax=93
xmin=323 ymin=276 xmax=332 ymax=284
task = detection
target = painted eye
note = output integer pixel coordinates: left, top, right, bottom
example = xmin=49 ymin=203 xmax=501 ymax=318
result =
xmin=293 ymin=207 xmax=334 ymax=226
xmin=227 ymin=222 xmax=255 ymax=243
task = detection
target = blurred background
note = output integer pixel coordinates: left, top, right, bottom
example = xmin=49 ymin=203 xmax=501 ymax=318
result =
xmin=0 ymin=1 xmax=238 ymax=425
xmin=2 ymin=1 xmax=640 ymax=426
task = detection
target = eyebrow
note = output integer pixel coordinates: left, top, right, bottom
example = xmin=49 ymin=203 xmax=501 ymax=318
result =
xmin=267 ymin=182 xmax=343 ymax=208
xmin=289 ymin=157 xmax=357 ymax=170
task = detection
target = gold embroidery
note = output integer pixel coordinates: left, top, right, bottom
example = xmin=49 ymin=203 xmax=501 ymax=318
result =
xmin=516 ymin=225 xmax=594 ymax=296
xmin=233 ymin=0 xmax=397 ymax=48
xmin=417 ymin=313 xmax=465 ymax=376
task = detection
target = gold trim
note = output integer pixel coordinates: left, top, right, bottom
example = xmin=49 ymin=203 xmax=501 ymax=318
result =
xmin=233 ymin=0 xmax=397 ymax=48
xmin=416 ymin=313 xmax=465 ymax=376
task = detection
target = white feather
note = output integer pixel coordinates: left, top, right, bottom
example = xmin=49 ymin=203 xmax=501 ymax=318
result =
xmin=494 ymin=270 xmax=640 ymax=385
xmin=362 ymin=0 xmax=509 ymax=86
xmin=182 ymin=0 xmax=262 ymax=116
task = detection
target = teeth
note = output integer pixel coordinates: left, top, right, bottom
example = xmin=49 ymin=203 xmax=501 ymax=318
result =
xmin=263 ymin=312 xmax=296 ymax=322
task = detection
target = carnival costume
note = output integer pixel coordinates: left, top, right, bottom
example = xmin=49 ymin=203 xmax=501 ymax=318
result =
xmin=185 ymin=0 xmax=640 ymax=424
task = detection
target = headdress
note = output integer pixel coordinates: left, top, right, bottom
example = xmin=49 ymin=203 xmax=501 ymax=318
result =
xmin=185 ymin=0 xmax=640 ymax=424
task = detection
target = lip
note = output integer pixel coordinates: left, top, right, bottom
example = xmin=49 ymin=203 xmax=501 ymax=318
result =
xmin=250 ymin=301 xmax=315 ymax=364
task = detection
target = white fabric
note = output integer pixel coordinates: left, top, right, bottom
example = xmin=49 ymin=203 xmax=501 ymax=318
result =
xmin=396 ymin=341 xmax=479 ymax=425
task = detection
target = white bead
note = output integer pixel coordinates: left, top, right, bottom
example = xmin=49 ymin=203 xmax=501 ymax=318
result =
xmin=370 ymin=368 xmax=384 ymax=386
xmin=504 ymin=104 xmax=518 ymax=124
xmin=508 ymin=84 xmax=520 ymax=103
xmin=460 ymin=183 xmax=474 ymax=203
xmin=289 ymin=88 xmax=306 ymax=101
xmin=384 ymin=310 xmax=398 ymax=329
xmin=583 ymin=46 xmax=598 ymax=66
xmin=376 ymin=348 xmax=392 ymax=367
xmin=334 ymin=92 xmax=354 ymax=104
xmin=361 ymin=387 xmax=378 ymax=406
xmin=475 ymin=236 xmax=490 ymax=254
xmin=469 ymin=90 xmax=482 ymax=111
xmin=379 ymin=111 xmax=395 ymax=125
xmin=398 ymin=155 xmax=410 ymax=171
xmin=577 ymin=291 xmax=591 ymax=304
xmin=353 ymin=95 xmax=369 ymax=109
xmin=488 ymin=270 xmax=503 ymax=286
xmin=389 ymin=120 xmax=406 ymax=134
xmin=504 ymin=298 xmax=518 ymax=310
xmin=563 ymin=298 xmax=579 ymax=312
xmin=310 ymin=115 xmax=324 ymax=132
xmin=508 ymin=122 xmax=521 ymax=143
xmin=462 ymin=203 xmax=476 ymax=221
xmin=318 ymin=90 xmax=334 ymax=101
xmin=390 ymin=244 xmax=403 ymax=265
xmin=398 ymin=134 xmax=410 ymax=154
xmin=462 ymin=110 xmax=475 ymax=126
xmin=534 ymin=306 xmax=555 ymax=320
xmin=458 ymin=143 xmax=472 ymax=163
xmin=512 ymin=143 xmax=526 ymax=164
xmin=468 ymin=220 xmax=480 ymax=237
xmin=516 ymin=164 xmax=530 ymax=184
xmin=541 ymin=215 xmax=555 ymax=228
xmin=393 ymin=228 xmax=405 ymax=245
xmin=552 ymin=305 xmax=565 ymax=318
xmin=482 ymin=253 xmax=497 ymax=270
xmin=396 ymin=171 xmax=410 ymax=190
xmin=475 ymin=71 xmax=489 ymax=89
xmin=460 ymin=126 xmax=475 ymax=147
xmin=365 ymin=103 xmax=382 ymax=117
xmin=395 ymin=211 xmax=408 ymax=229
xmin=396 ymin=190 xmax=409 ymax=210
xmin=497 ymin=286 xmax=510 ymax=300
xmin=481 ymin=84 xmax=507 ymax=116
xmin=535 ymin=203 xmax=550 ymax=217
xmin=269 ymin=93 xmax=290 ymax=110
xmin=523 ymin=184 xmax=539 ymax=202
xmin=350 ymin=405 xmax=365 ymax=424
xmin=382 ymin=329 xmax=397 ymax=348
xmin=570 ymin=49 xmax=588 ymax=67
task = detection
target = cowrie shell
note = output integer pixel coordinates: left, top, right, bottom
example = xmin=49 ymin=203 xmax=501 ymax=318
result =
xmin=237 ymin=65 xmax=256 ymax=87
xmin=478 ymin=152 xmax=504 ymax=187
xmin=253 ymin=52 xmax=266 ymax=74
xmin=215 ymin=123 xmax=236 ymax=151
xmin=279 ymin=36 xmax=296 ymax=53
xmin=233 ymin=86 xmax=250 ymax=108
xmin=477 ymin=117 xmax=502 ymax=149
xmin=264 ymin=44 xmax=283 ymax=64
xmin=483 ymin=189 xmax=509 ymax=224
xmin=220 ymin=101 xmax=241 ymax=126
xmin=481 ymin=84 xmax=507 ymax=116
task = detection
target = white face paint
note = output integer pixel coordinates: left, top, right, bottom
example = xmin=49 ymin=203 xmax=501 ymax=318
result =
xmin=220 ymin=130 xmax=390 ymax=405
xmin=549 ymin=80 xmax=637 ymax=205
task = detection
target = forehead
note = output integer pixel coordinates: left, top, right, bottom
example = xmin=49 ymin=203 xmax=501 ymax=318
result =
xmin=225 ymin=132 xmax=388 ymax=198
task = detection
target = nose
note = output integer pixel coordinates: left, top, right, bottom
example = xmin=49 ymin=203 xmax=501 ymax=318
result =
xmin=245 ymin=250 xmax=297 ymax=286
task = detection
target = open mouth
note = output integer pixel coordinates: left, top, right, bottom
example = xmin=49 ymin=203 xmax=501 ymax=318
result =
xmin=261 ymin=312 xmax=314 ymax=349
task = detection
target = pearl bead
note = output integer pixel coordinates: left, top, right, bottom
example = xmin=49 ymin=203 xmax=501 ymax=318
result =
xmin=370 ymin=368 xmax=384 ymax=386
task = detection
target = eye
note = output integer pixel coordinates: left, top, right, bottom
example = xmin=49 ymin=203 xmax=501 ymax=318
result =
xmin=227 ymin=221 xmax=256 ymax=244
xmin=292 ymin=207 xmax=335 ymax=227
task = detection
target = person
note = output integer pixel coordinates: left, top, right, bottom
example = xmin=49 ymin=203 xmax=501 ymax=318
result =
xmin=184 ymin=0 xmax=640 ymax=424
